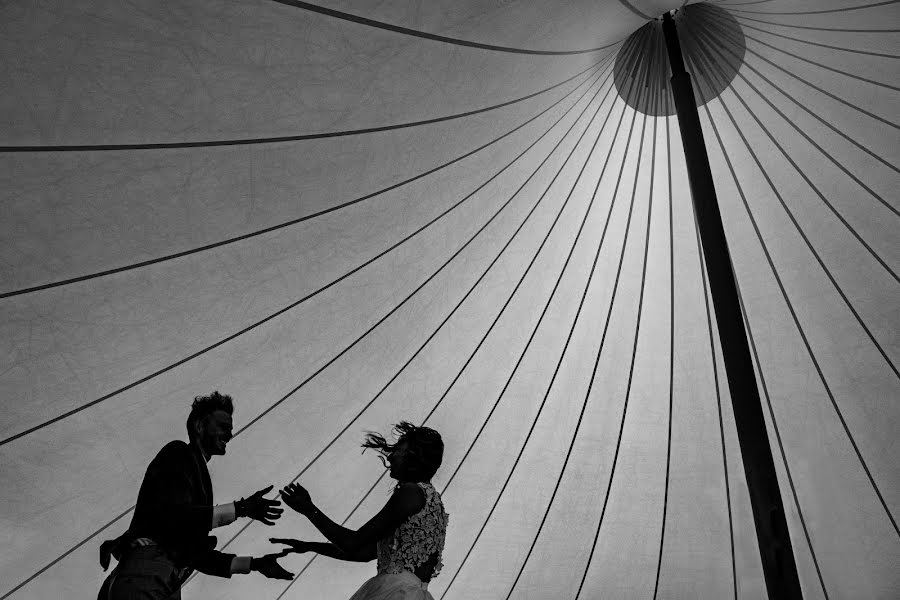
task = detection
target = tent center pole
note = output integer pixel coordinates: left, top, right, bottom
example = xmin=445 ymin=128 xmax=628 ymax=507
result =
xmin=661 ymin=11 xmax=803 ymax=600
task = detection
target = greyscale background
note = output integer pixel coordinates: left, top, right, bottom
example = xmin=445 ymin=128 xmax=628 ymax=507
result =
xmin=1 ymin=0 xmax=898 ymax=598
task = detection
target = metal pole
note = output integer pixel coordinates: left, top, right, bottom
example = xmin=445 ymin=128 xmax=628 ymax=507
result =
xmin=661 ymin=11 xmax=803 ymax=599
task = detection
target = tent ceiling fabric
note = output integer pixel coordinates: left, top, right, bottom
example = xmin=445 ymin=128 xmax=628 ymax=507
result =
xmin=1 ymin=0 xmax=898 ymax=598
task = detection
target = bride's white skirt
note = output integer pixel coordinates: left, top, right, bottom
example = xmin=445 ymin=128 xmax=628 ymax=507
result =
xmin=348 ymin=571 xmax=433 ymax=600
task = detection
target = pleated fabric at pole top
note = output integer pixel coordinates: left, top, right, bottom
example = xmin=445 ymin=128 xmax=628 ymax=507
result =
xmin=0 ymin=0 xmax=898 ymax=599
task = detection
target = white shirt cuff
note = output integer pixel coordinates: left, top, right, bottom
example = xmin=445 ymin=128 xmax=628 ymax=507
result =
xmin=231 ymin=555 xmax=253 ymax=574
xmin=211 ymin=503 xmax=236 ymax=528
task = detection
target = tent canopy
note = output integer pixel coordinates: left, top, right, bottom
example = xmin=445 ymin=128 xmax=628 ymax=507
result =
xmin=1 ymin=0 xmax=898 ymax=598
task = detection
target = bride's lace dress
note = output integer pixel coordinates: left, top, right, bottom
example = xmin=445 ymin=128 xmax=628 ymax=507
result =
xmin=349 ymin=482 xmax=449 ymax=600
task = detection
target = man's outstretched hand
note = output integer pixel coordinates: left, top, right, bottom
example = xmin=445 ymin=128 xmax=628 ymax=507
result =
xmin=236 ymin=485 xmax=283 ymax=525
xmin=270 ymin=537 xmax=313 ymax=554
xmin=251 ymin=552 xmax=294 ymax=580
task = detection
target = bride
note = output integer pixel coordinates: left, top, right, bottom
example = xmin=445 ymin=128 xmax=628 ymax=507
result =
xmin=274 ymin=422 xmax=449 ymax=599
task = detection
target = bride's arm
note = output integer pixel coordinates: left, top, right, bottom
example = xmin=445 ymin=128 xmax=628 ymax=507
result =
xmin=270 ymin=538 xmax=376 ymax=562
xmin=302 ymin=541 xmax=376 ymax=562
xmin=281 ymin=482 xmax=424 ymax=555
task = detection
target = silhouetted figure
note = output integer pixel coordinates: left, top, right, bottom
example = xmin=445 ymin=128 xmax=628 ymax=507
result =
xmin=97 ymin=391 xmax=293 ymax=599
xmin=273 ymin=421 xmax=449 ymax=599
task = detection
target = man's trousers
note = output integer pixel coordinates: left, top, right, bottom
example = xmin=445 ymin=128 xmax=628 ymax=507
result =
xmin=97 ymin=545 xmax=188 ymax=600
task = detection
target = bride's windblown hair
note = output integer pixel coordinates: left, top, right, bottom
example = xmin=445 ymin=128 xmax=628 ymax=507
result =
xmin=362 ymin=421 xmax=444 ymax=482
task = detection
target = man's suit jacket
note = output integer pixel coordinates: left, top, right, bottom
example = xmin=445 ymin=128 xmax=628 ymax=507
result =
xmin=106 ymin=440 xmax=235 ymax=577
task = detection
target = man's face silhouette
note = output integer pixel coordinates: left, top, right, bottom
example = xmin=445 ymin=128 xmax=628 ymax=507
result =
xmin=196 ymin=409 xmax=233 ymax=459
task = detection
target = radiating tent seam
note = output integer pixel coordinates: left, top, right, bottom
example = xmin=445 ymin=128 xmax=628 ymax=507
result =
xmin=684 ymin=20 xmax=831 ymax=596
xmin=728 ymin=0 xmax=900 ymax=16
xmin=0 ymin=58 xmax=607 ymax=154
xmin=220 ymin=64 xmax=622 ymax=532
xmin=4 ymin=2 xmax=898 ymax=597
xmin=651 ymin=38 xmax=676 ymax=600
xmin=701 ymin=11 xmax=900 ymax=200
xmin=266 ymin=0 xmax=627 ymax=55
xmin=738 ymin=30 xmax=900 ymax=91
xmin=681 ymin=25 xmax=829 ymax=598
xmin=734 ymin=280 xmax=832 ymax=599
xmin=686 ymin=17 xmax=900 ymax=538
xmin=733 ymin=18 xmax=900 ymax=59
xmin=270 ymin=61 xmax=628 ymax=598
xmin=439 ymin=32 xmax=648 ymax=596
xmin=709 ymin=20 xmax=899 ymax=131
xmin=730 ymin=14 xmax=900 ymax=33
xmin=692 ymin=193 xmax=830 ymax=599
xmin=231 ymin=66 xmax=616 ymax=442
xmin=574 ymin=65 xmax=653 ymax=600
xmin=0 ymin=55 xmax=616 ymax=449
xmin=700 ymin=14 xmax=900 ymax=178
xmin=617 ymin=0 xmax=653 ymax=21
xmin=0 ymin=57 xmax=614 ymax=300
xmin=267 ymin=57 xmax=627 ymax=598
xmin=692 ymin=167 xmax=739 ymax=600
xmin=694 ymin=159 xmax=835 ymax=598
xmin=687 ymin=19 xmax=900 ymax=372
xmin=0 ymin=59 xmax=614 ymax=600
xmin=697 ymin=41 xmax=899 ymax=545
xmin=437 ymin=26 xmax=648 ymax=500
xmin=440 ymin=94 xmax=645 ymax=600
xmin=504 ymin=44 xmax=662 ymax=599
xmin=197 ymin=65 xmax=621 ymax=584
xmin=694 ymin=89 xmax=900 ymax=282
xmin=692 ymin=40 xmax=842 ymax=597
xmin=713 ymin=0 xmax=778 ymax=6
xmin=503 ymin=29 xmax=669 ymax=600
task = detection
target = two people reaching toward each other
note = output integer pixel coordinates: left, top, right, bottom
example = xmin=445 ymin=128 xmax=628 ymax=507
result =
xmin=98 ymin=392 xmax=294 ymax=600
xmin=98 ymin=392 xmax=448 ymax=600
xmin=274 ymin=421 xmax=449 ymax=599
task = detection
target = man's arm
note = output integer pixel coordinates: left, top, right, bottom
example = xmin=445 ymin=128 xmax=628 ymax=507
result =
xmin=145 ymin=442 xmax=216 ymax=533
xmin=213 ymin=485 xmax=283 ymax=529
xmin=190 ymin=537 xmax=293 ymax=579
xmin=211 ymin=503 xmax=237 ymax=528
xmin=131 ymin=443 xmax=291 ymax=579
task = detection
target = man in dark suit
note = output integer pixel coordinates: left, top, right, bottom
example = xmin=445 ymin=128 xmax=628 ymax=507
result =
xmin=97 ymin=391 xmax=293 ymax=599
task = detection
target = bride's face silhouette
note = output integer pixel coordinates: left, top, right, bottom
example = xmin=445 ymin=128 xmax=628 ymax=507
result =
xmin=387 ymin=439 xmax=413 ymax=481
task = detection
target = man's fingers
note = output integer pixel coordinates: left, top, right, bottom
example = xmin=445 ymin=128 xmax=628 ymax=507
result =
xmin=256 ymin=484 xmax=274 ymax=497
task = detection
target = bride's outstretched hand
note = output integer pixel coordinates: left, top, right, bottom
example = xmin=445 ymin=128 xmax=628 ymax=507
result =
xmin=280 ymin=482 xmax=314 ymax=516
xmin=270 ymin=537 xmax=312 ymax=554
